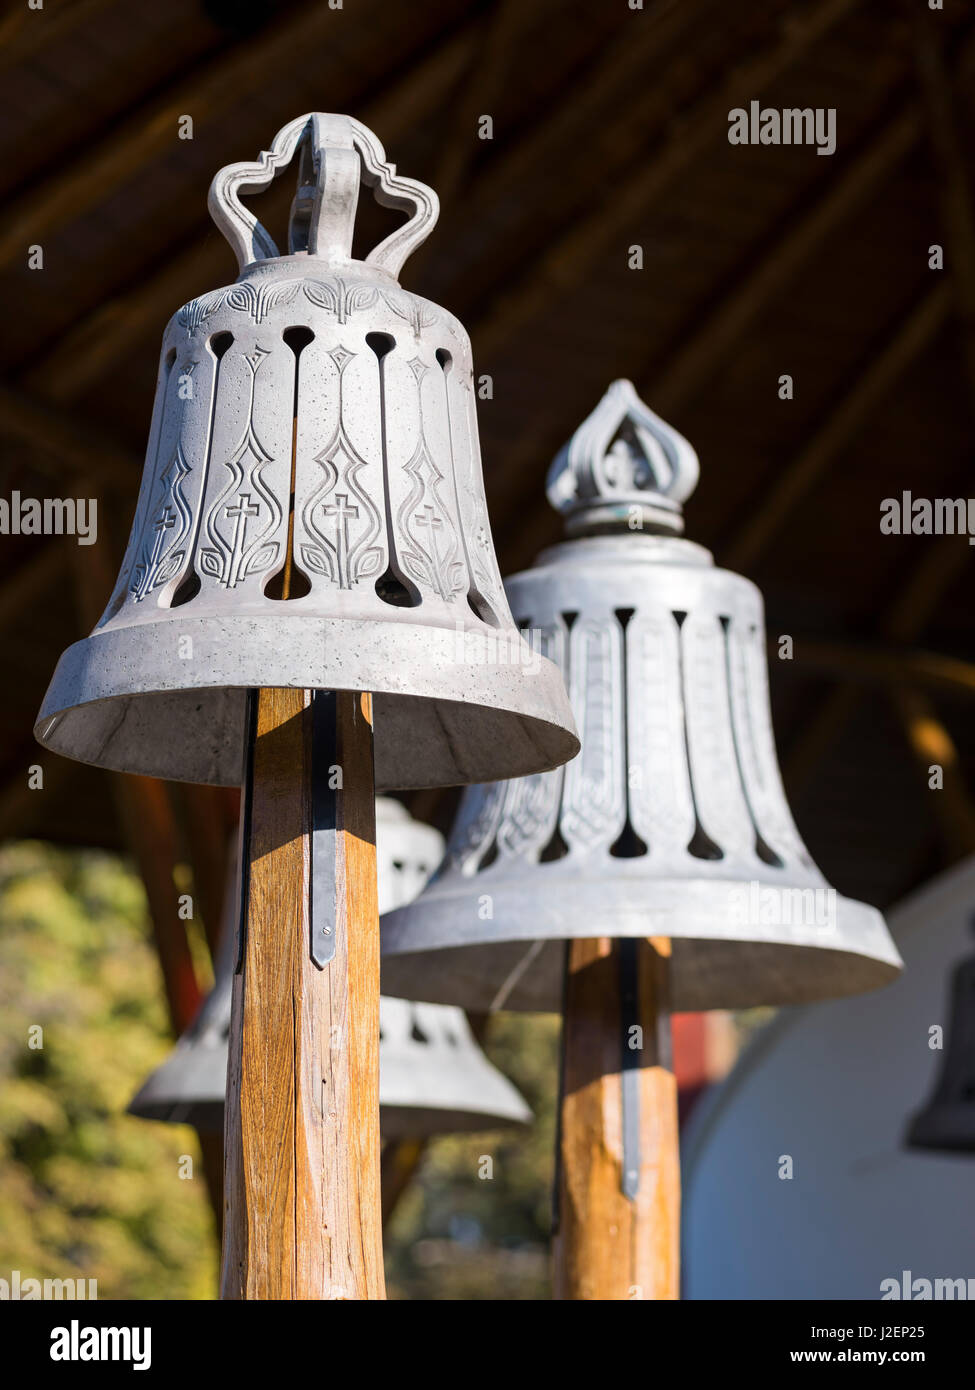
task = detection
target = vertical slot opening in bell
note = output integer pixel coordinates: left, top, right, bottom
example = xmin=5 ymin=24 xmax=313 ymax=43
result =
xmin=609 ymin=607 xmax=648 ymax=859
xmin=265 ymin=326 xmax=314 ymax=601
xmin=674 ymin=610 xmax=725 ymax=861
xmin=719 ymin=614 xmax=785 ymax=867
xmin=437 ymin=346 xmax=502 ymax=628
xmin=537 ymin=611 xmax=576 ymax=863
xmin=368 ymin=331 xmax=423 ymax=608
xmin=102 ymin=347 xmax=183 ymax=622
xmin=171 ymin=330 xmax=235 ymax=608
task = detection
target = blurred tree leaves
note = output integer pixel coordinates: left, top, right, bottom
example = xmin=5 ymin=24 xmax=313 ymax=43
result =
xmin=0 ymin=840 xmax=567 ymax=1301
xmin=384 ymin=1011 xmax=561 ymax=1300
xmin=0 ymin=842 xmax=217 ymax=1300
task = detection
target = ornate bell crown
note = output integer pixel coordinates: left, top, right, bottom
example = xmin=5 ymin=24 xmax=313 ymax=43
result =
xmin=381 ymin=381 xmax=903 ymax=1013
xmin=35 ymin=114 xmax=577 ymax=791
xmin=129 ymin=798 xmax=530 ymax=1137
xmin=546 ymin=378 xmax=699 ymax=536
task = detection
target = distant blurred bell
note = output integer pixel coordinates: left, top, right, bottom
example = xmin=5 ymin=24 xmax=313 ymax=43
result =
xmin=129 ymin=799 xmax=531 ymax=1137
xmin=381 ymin=380 xmax=903 ymax=1012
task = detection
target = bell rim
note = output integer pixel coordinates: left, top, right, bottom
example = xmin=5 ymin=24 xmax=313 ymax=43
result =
xmin=34 ymin=615 xmax=579 ymax=789
xmin=380 ymin=880 xmax=903 ymax=1013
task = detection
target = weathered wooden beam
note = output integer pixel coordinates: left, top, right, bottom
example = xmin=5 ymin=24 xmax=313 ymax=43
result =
xmin=781 ymin=637 xmax=975 ymax=698
xmin=553 ymin=936 xmax=679 ymax=1300
xmin=470 ymin=0 xmax=861 ymax=366
xmin=0 ymin=382 xmax=135 ymax=487
xmin=725 ymin=283 xmax=949 ymax=572
xmin=0 ymin=0 xmax=115 ymax=75
xmin=222 ymin=689 xmax=384 ymax=1300
xmin=19 ymin=27 xmax=474 ymax=404
xmin=891 ymin=687 xmax=975 ymax=860
xmin=786 ymin=533 xmax=972 ymax=792
xmin=0 ymin=0 xmax=458 ymax=268
xmin=414 ymin=0 xmax=701 ymax=292
xmin=652 ymin=23 xmax=975 ymax=417
xmin=0 ymin=538 xmax=66 ymax=632
xmin=785 ymin=22 xmax=975 ymax=794
xmin=504 ymin=65 xmax=956 ymax=571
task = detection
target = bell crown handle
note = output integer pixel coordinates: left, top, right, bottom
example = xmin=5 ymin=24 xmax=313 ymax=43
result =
xmin=208 ymin=113 xmax=439 ymax=278
xmin=547 ymin=379 xmax=700 ymax=537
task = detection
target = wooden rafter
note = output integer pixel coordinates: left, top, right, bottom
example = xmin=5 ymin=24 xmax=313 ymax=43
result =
xmin=469 ymin=0 xmax=861 ymax=367
xmin=16 ymin=28 xmax=475 ymax=405
xmin=0 ymin=0 xmax=455 ymax=268
xmin=778 ymin=638 xmax=975 ymax=699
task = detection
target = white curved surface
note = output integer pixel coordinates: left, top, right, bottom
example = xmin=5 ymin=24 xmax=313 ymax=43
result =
xmin=683 ymin=856 xmax=975 ymax=1300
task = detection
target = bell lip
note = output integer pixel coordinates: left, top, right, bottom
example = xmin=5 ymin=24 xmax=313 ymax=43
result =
xmin=380 ymin=878 xmax=904 ymax=1013
xmin=379 ymin=1101 xmax=531 ymax=1139
xmin=34 ymin=616 xmax=579 ymax=789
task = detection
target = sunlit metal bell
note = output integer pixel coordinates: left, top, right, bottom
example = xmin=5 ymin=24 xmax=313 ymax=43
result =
xmin=129 ymin=799 xmax=530 ymax=1136
xmin=382 ymin=380 xmax=903 ymax=1012
xmin=906 ymin=936 xmax=975 ymax=1154
xmin=34 ymin=113 xmax=577 ymax=790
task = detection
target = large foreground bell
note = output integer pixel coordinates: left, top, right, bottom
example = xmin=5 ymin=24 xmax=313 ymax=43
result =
xmin=35 ymin=113 xmax=576 ymax=790
xmin=130 ymin=800 xmax=530 ymax=1136
xmin=906 ymin=938 xmax=975 ymax=1154
xmin=382 ymin=381 xmax=903 ymax=1011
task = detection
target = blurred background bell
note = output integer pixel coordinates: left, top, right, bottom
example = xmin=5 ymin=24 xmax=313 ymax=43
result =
xmin=906 ymin=923 xmax=975 ymax=1154
xmin=382 ymin=380 xmax=903 ymax=1012
xmin=34 ymin=112 xmax=577 ymax=792
xmin=129 ymin=798 xmax=530 ymax=1137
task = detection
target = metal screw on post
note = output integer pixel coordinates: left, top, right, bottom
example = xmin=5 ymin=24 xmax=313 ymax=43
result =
xmin=35 ymin=113 xmax=578 ymax=1300
xmin=381 ymin=379 xmax=904 ymax=1299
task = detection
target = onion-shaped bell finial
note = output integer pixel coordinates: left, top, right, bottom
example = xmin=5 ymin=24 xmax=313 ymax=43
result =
xmin=380 ymin=380 xmax=903 ymax=1012
xmin=35 ymin=114 xmax=577 ymax=790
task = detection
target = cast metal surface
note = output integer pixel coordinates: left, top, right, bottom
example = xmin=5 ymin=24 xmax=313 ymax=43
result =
xmin=381 ymin=381 xmax=903 ymax=1012
xmin=35 ymin=113 xmax=577 ymax=790
xmin=129 ymin=798 xmax=531 ymax=1137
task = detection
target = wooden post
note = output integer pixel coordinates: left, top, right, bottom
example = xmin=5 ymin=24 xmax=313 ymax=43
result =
xmin=221 ymin=687 xmax=385 ymax=1300
xmin=553 ymin=936 xmax=680 ymax=1301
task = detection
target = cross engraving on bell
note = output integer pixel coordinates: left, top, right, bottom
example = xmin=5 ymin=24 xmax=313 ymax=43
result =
xmin=34 ymin=112 xmax=578 ymax=792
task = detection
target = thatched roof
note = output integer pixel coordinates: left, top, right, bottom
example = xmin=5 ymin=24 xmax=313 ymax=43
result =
xmin=2 ymin=0 xmax=974 ymax=913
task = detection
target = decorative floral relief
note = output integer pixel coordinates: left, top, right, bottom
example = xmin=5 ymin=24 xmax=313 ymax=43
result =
xmin=395 ymin=362 xmax=464 ymax=601
xmin=198 ymin=349 xmax=282 ymax=588
xmin=380 ymin=289 xmax=440 ymax=337
xmin=178 ymin=276 xmax=435 ymax=332
xmin=298 ymin=346 xmax=383 ymax=588
xmin=130 ymin=450 xmax=193 ymax=601
xmin=129 ymin=362 xmax=197 ymax=602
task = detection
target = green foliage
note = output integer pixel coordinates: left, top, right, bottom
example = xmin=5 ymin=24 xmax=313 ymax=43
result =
xmin=0 ymin=842 xmax=217 ymax=1300
xmin=384 ymin=1012 xmax=561 ymax=1300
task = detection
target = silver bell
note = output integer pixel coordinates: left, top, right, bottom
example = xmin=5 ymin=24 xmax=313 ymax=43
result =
xmin=382 ymin=381 xmax=903 ymax=1012
xmin=129 ymin=799 xmax=530 ymax=1136
xmin=34 ymin=113 xmax=577 ymax=790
